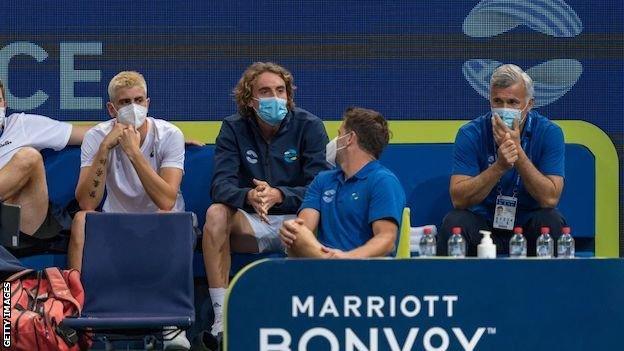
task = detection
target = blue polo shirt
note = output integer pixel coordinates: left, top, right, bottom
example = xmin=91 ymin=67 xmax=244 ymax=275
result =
xmin=452 ymin=110 xmax=565 ymax=223
xmin=300 ymin=160 xmax=406 ymax=252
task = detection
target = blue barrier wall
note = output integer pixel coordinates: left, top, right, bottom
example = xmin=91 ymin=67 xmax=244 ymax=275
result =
xmin=2 ymin=0 xmax=622 ymax=247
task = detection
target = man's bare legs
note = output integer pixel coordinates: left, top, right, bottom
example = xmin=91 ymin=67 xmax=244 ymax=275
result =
xmin=0 ymin=147 xmax=49 ymax=236
xmin=202 ymin=203 xmax=257 ymax=337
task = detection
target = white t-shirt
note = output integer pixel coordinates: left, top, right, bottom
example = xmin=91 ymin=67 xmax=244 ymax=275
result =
xmin=0 ymin=113 xmax=72 ymax=169
xmin=80 ymin=117 xmax=186 ymax=213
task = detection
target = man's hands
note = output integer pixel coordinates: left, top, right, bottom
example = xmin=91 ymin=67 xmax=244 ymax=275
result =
xmin=119 ymin=125 xmax=141 ymax=158
xmin=279 ymin=218 xmax=347 ymax=258
xmin=101 ymin=122 xmax=141 ymax=159
xmin=246 ymin=178 xmax=284 ymax=222
xmin=492 ymin=113 xmax=523 ymax=171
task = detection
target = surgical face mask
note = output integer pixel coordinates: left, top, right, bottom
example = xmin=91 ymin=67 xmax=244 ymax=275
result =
xmin=325 ymin=133 xmax=351 ymax=167
xmin=491 ymin=104 xmax=527 ymax=129
xmin=255 ymin=97 xmax=288 ymax=126
xmin=0 ymin=107 xmax=5 ymax=129
xmin=116 ymin=103 xmax=147 ymax=128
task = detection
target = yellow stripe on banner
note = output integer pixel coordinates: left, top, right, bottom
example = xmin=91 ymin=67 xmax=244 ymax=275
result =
xmin=70 ymin=120 xmax=620 ymax=257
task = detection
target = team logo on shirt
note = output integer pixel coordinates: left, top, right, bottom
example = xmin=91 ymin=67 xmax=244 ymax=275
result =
xmin=351 ymin=192 xmax=360 ymax=200
xmin=245 ymin=149 xmax=258 ymax=164
xmin=0 ymin=140 xmax=11 ymax=148
xmin=283 ymin=149 xmax=298 ymax=163
xmin=487 ymin=155 xmax=495 ymax=165
xmin=322 ymin=189 xmax=336 ymax=203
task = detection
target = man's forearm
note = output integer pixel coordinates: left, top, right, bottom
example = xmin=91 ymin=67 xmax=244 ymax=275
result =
xmin=127 ymin=152 xmax=178 ymax=210
xmin=515 ymin=150 xmax=560 ymax=207
xmin=451 ymin=163 xmax=506 ymax=209
xmin=347 ymin=232 xmax=396 ymax=258
xmin=76 ymin=146 xmax=109 ymax=210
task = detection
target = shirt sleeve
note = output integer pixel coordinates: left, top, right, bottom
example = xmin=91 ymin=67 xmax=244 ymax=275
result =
xmin=159 ymin=125 xmax=185 ymax=170
xmin=210 ymin=121 xmax=251 ymax=209
xmin=368 ymin=173 xmax=406 ymax=226
xmin=451 ymin=127 xmax=481 ymax=177
xmin=298 ymin=174 xmax=323 ymax=213
xmin=80 ymin=128 xmax=101 ymax=168
xmin=21 ymin=114 xmax=72 ymax=151
xmin=537 ymin=124 xmax=565 ymax=177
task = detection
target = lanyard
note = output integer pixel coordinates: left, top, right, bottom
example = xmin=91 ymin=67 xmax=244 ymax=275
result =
xmin=491 ymin=113 xmax=533 ymax=196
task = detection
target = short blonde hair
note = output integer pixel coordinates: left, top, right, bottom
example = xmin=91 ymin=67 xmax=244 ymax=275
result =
xmin=108 ymin=71 xmax=147 ymax=101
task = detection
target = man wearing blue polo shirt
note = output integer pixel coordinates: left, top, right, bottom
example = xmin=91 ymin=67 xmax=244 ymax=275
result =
xmin=279 ymin=107 xmax=405 ymax=258
xmin=439 ymin=64 xmax=567 ymax=256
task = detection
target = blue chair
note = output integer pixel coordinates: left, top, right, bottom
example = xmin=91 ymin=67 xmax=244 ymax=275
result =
xmin=62 ymin=212 xmax=195 ymax=340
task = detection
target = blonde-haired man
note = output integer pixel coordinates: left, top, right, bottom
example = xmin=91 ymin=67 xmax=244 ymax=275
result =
xmin=68 ymin=71 xmax=189 ymax=350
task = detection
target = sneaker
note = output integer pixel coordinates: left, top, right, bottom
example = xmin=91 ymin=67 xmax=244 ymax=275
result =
xmin=163 ymin=328 xmax=190 ymax=351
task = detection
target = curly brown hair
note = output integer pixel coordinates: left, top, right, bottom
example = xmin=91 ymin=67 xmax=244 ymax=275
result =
xmin=233 ymin=62 xmax=296 ymax=117
xmin=343 ymin=107 xmax=391 ymax=159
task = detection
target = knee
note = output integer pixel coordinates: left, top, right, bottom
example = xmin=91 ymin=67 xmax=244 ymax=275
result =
xmin=13 ymin=147 xmax=43 ymax=172
xmin=203 ymin=204 xmax=232 ymax=236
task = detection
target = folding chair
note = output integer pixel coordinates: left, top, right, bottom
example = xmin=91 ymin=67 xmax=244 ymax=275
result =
xmin=62 ymin=212 xmax=195 ymax=348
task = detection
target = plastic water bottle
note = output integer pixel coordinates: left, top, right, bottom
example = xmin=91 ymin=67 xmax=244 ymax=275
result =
xmin=557 ymin=226 xmax=575 ymax=258
xmin=447 ymin=227 xmax=466 ymax=258
xmin=419 ymin=227 xmax=436 ymax=257
xmin=536 ymin=226 xmax=554 ymax=258
xmin=509 ymin=226 xmax=527 ymax=258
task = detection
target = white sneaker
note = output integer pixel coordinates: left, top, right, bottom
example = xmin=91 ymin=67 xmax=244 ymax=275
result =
xmin=163 ymin=327 xmax=190 ymax=350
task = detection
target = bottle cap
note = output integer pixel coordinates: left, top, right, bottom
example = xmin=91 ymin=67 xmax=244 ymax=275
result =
xmin=540 ymin=226 xmax=550 ymax=234
xmin=513 ymin=227 xmax=523 ymax=234
xmin=452 ymin=227 xmax=461 ymax=235
xmin=478 ymin=230 xmax=493 ymax=244
xmin=424 ymin=227 xmax=432 ymax=235
xmin=562 ymin=226 xmax=571 ymax=235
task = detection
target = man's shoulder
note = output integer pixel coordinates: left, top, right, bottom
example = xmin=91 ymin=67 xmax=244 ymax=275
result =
xmin=290 ymin=107 xmax=321 ymax=123
xmin=314 ymin=168 xmax=341 ymax=184
xmin=89 ymin=119 xmax=115 ymax=135
xmin=369 ymin=163 xmax=401 ymax=186
xmin=459 ymin=114 xmax=488 ymax=134
xmin=150 ymin=117 xmax=183 ymax=136
xmin=531 ymin=111 xmax=561 ymax=132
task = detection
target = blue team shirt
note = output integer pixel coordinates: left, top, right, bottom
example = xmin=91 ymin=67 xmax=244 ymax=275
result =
xmin=300 ymin=160 xmax=406 ymax=252
xmin=452 ymin=110 xmax=565 ymax=222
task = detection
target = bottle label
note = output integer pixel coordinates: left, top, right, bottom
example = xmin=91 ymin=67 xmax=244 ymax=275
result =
xmin=493 ymin=195 xmax=517 ymax=230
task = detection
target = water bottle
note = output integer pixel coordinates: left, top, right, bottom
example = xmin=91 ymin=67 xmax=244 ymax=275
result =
xmin=536 ymin=226 xmax=554 ymax=258
xmin=447 ymin=227 xmax=466 ymax=258
xmin=419 ymin=227 xmax=436 ymax=257
xmin=557 ymin=226 xmax=575 ymax=258
xmin=509 ymin=226 xmax=527 ymax=258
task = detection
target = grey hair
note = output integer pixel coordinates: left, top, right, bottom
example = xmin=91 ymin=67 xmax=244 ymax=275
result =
xmin=490 ymin=64 xmax=534 ymax=101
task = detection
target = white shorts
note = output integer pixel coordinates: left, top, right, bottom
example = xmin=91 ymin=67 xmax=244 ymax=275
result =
xmin=238 ymin=209 xmax=296 ymax=253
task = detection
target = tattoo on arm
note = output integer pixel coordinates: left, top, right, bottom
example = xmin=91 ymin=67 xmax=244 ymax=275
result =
xmin=92 ymin=179 xmax=100 ymax=188
xmin=96 ymin=168 xmax=103 ymax=177
xmin=99 ymin=158 xmax=106 ymax=165
xmin=88 ymin=191 xmax=96 ymax=198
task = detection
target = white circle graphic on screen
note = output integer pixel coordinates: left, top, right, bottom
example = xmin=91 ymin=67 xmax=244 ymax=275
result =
xmin=463 ymin=0 xmax=583 ymax=38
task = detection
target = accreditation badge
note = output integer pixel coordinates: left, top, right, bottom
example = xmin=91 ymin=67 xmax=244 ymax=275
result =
xmin=493 ymin=195 xmax=517 ymax=230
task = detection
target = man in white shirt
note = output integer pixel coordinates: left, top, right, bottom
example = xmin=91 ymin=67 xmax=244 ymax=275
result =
xmin=67 ymin=71 xmax=189 ymax=350
xmin=0 ymin=79 xmax=90 ymax=254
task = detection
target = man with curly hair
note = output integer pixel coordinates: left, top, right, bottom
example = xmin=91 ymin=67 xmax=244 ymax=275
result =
xmin=201 ymin=62 xmax=329 ymax=344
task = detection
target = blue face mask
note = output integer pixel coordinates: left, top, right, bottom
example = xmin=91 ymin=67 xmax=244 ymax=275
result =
xmin=491 ymin=105 xmax=527 ymax=129
xmin=255 ymin=97 xmax=288 ymax=126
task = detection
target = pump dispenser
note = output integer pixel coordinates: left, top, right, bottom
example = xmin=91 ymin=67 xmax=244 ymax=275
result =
xmin=477 ymin=230 xmax=496 ymax=258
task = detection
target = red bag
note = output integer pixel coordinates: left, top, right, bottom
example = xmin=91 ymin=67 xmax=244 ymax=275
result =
xmin=4 ymin=268 xmax=88 ymax=351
